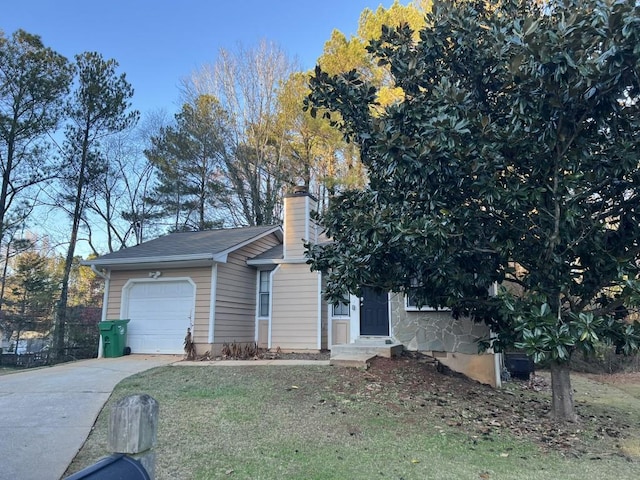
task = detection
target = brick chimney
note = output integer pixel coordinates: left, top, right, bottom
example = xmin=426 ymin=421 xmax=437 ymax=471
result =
xmin=283 ymin=185 xmax=317 ymax=261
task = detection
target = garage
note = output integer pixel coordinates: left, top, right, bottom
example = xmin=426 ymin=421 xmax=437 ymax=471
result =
xmin=123 ymin=280 xmax=195 ymax=354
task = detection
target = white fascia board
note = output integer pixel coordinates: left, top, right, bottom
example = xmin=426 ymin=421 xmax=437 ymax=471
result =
xmin=247 ymin=258 xmax=307 ymax=266
xmin=212 ymin=252 xmax=228 ymax=263
xmin=82 ymin=253 xmax=215 ymax=267
xmin=246 ymin=258 xmax=280 ymax=266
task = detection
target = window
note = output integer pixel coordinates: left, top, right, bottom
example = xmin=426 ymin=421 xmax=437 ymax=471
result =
xmin=332 ymin=298 xmax=350 ymax=317
xmin=259 ymin=270 xmax=270 ymax=317
xmin=405 ymin=278 xmax=439 ymax=311
xmin=405 ymin=292 xmax=437 ymax=311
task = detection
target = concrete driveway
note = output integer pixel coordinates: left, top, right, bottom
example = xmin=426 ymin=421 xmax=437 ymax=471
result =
xmin=0 ymin=355 xmax=177 ymax=480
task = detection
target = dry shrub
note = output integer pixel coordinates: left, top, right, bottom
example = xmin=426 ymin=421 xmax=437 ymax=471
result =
xmin=571 ymin=343 xmax=640 ymax=374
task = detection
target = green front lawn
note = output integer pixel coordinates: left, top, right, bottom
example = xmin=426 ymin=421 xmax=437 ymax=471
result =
xmin=66 ymin=358 xmax=640 ymax=479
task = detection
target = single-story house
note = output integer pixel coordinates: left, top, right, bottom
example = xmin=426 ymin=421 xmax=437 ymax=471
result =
xmin=84 ymin=187 xmax=501 ymax=386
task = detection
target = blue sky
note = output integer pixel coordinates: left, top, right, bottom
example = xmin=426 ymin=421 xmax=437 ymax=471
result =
xmin=4 ymin=0 xmax=398 ymax=115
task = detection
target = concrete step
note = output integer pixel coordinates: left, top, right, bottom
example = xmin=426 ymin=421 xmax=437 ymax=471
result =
xmin=353 ymin=336 xmax=396 ymax=345
xmin=329 ymin=353 xmax=376 ymax=368
xmin=331 ymin=342 xmax=404 ymax=359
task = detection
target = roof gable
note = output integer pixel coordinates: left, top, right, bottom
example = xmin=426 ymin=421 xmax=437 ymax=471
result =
xmin=84 ymin=225 xmax=282 ymax=269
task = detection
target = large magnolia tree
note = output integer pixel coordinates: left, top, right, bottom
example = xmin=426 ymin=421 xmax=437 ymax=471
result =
xmin=306 ymin=0 xmax=640 ymax=422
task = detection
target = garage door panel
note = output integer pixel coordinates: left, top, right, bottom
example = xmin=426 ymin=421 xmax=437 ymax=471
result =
xmin=129 ymin=282 xmax=194 ymax=299
xmin=124 ymin=280 xmax=195 ymax=354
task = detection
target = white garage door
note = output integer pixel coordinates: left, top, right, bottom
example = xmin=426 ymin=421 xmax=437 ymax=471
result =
xmin=124 ymin=280 xmax=195 ymax=354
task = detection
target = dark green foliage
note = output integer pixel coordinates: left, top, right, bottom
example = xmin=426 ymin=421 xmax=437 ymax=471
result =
xmin=306 ymin=0 xmax=640 ymax=419
xmin=54 ymin=52 xmax=138 ymax=358
xmin=0 ymin=29 xmax=72 ymax=242
xmin=145 ymin=95 xmax=230 ymax=232
xmin=3 ymin=248 xmax=58 ymax=337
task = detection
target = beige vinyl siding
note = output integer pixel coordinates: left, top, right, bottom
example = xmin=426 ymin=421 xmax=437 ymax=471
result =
xmin=103 ymin=232 xmax=280 ymax=352
xmin=283 ymin=195 xmax=317 ymax=259
xmin=214 ymin=233 xmax=280 ymax=343
xmin=271 ymin=263 xmax=320 ymax=350
xmin=106 ymin=267 xmax=212 ymax=344
xmin=257 ymin=319 xmax=269 ymax=348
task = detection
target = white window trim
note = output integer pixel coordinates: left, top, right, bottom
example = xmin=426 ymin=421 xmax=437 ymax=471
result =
xmin=255 ymin=267 xmax=278 ymax=349
xmin=331 ymin=299 xmax=351 ymax=318
xmin=327 ymin=293 xmax=360 ymax=349
xmin=404 ymin=294 xmax=449 ymax=312
xmin=267 ymin=267 xmax=278 ymax=349
xmin=257 ymin=270 xmax=271 ymax=319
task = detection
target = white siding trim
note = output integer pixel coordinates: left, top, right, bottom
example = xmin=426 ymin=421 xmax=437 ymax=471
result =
xmin=267 ymin=265 xmax=280 ymax=349
xmin=349 ymin=294 xmax=360 ymax=343
xmin=253 ymin=269 xmax=271 ymax=341
xmin=387 ymin=292 xmax=392 ymax=337
xmin=494 ymin=351 xmax=503 ymax=388
xmin=208 ymin=264 xmax=218 ymax=343
xmin=317 ymin=271 xmax=322 ymax=350
xmin=304 ymin=196 xmax=310 ymax=243
xmin=97 ymin=271 xmax=111 ymax=358
xmin=101 ymin=275 xmax=110 ymax=323
xmin=491 ymin=328 xmax=502 ymax=388
xmin=283 ymin=199 xmax=289 ymax=260
xmin=254 ymin=270 xmax=260 ymax=342
xmin=327 ymin=301 xmax=333 ymax=350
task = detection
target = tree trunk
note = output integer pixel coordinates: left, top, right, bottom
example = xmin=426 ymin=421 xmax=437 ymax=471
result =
xmin=0 ymin=240 xmax=12 ymax=316
xmin=549 ymin=361 xmax=577 ymax=422
xmin=0 ymin=115 xmax=18 ymax=245
xmin=53 ymin=127 xmax=89 ymax=359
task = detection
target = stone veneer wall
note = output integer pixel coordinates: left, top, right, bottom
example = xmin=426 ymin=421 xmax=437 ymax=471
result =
xmin=389 ymin=293 xmax=489 ymax=354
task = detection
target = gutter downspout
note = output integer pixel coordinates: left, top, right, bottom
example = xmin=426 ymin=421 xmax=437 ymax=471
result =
xmin=268 ymin=265 xmax=280 ymax=350
xmin=91 ymin=265 xmax=110 ymax=358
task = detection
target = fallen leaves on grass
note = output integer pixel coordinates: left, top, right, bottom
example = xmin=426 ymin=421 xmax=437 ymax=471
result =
xmin=325 ymin=352 xmax=637 ymax=458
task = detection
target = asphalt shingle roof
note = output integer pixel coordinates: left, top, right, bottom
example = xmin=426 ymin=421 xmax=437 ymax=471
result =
xmin=85 ymin=225 xmax=281 ymax=267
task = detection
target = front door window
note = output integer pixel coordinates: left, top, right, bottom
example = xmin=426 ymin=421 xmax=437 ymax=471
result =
xmin=332 ymin=298 xmax=350 ymax=317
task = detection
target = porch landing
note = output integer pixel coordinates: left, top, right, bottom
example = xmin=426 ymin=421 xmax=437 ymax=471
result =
xmin=329 ymin=337 xmax=403 ymax=368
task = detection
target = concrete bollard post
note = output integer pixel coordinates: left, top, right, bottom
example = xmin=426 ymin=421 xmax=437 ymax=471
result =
xmin=108 ymin=394 xmax=159 ymax=479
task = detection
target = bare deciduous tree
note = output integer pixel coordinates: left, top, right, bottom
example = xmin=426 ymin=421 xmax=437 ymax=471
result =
xmin=185 ymin=40 xmax=297 ymax=226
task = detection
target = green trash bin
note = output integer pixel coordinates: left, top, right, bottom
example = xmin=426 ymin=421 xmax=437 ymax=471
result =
xmin=99 ymin=319 xmax=130 ymax=358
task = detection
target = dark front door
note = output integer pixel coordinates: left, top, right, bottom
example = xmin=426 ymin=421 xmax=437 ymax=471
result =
xmin=360 ymin=287 xmax=389 ymax=336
